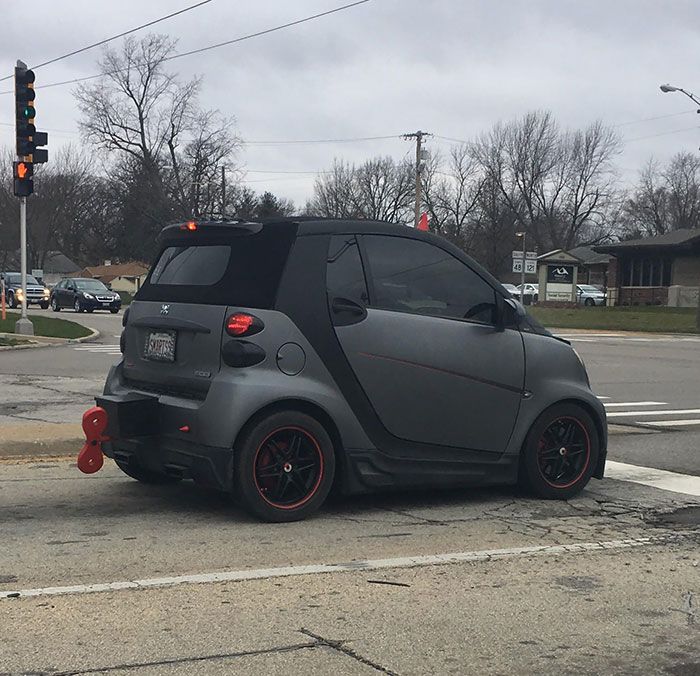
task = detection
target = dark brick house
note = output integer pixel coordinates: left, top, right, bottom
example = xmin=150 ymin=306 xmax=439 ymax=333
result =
xmin=568 ymin=245 xmax=611 ymax=289
xmin=595 ymin=228 xmax=700 ymax=306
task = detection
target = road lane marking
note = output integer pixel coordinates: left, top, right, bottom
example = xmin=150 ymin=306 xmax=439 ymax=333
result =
xmin=1 ymin=535 xmax=690 ymax=600
xmin=603 ymin=402 xmax=667 ymax=408
xmin=638 ymin=419 xmax=700 ymax=428
xmin=607 ymin=408 xmax=700 ymax=418
xmin=605 ymin=461 xmax=700 ymax=496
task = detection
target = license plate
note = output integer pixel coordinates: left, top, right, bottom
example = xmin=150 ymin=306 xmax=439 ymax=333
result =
xmin=144 ymin=330 xmax=176 ymax=362
xmin=102 ymin=302 xmax=110 ymax=307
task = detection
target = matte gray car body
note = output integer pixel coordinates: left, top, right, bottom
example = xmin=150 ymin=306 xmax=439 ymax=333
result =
xmin=101 ymin=218 xmax=607 ymax=500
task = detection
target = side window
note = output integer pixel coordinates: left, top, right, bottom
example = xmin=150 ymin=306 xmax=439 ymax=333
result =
xmin=326 ymin=235 xmax=369 ymax=304
xmin=362 ymin=235 xmax=497 ymax=324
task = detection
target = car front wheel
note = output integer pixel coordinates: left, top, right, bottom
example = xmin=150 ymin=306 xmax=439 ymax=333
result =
xmin=584 ymin=298 xmax=595 ymax=306
xmin=7 ymin=292 xmax=17 ymax=309
xmin=74 ymin=299 xmax=83 ymax=313
xmin=518 ymin=403 xmax=599 ymax=500
xmin=50 ymin=297 xmax=60 ymax=312
xmin=234 ymin=411 xmax=336 ymax=522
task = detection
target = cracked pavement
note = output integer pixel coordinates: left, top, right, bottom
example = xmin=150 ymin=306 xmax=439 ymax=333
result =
xmin=1 ymin=459 xmax=698 ymax=675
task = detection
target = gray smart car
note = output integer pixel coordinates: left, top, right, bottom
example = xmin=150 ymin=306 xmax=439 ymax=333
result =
xmin=89 ymin=218 xmax=607 ymax=522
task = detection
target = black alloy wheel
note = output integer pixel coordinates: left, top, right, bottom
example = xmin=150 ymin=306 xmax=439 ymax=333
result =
xmin=536 ymin=417 xmax=591 ymax=489
xmin=50 ymin=297 xmax=60 ymax=312
xmin=254 ymin=427 xmax=324 ymax=510
xmin=234 ymin=411 xmax=335 ymax=522
xmin=519 ymin=403 xmax=598 ymax=500
xmin=74 ymin=298 xmax=83 ymax=313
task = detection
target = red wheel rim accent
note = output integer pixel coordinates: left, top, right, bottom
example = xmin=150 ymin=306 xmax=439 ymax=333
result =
xmin=253 ymin=426 xmax=324 ymax=510
xmin=536 ymin=416 xmax=591 ymax=489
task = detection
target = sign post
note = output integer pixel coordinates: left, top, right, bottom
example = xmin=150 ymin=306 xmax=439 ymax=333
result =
xmin=512 ymin=240 xmax=537 ymax=304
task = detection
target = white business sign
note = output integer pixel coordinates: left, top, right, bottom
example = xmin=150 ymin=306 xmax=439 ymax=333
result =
xmin=512 ymin=259 xmax=537 ymax=274
xmin=512 ymin=251 xmax=537 ymax=260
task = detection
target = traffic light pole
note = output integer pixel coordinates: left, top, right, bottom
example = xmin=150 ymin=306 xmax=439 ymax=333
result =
xmin=15 ymin=196 xmax=33 ymax=335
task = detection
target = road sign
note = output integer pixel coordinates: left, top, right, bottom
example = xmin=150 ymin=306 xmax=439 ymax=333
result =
xmin=512 ymin=250 xmax=537 ymax=259
xmin=512 ymin=259 xmax=537 ymax=274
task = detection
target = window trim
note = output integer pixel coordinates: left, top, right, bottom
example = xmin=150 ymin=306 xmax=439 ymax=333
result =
xmin=326 ymin=234 xmax=371 ymax=305
xmin=357 ymin=233 xmax=499 ymax=327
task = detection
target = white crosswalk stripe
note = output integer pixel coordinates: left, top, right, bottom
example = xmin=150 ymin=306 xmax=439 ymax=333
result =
xmin=600 ymin=397 xmax=700 ymax=429
xmin=74 ymin=344 xmax=121 ymax=355
xmin=558 ymin=333 xmax=700 ymax=344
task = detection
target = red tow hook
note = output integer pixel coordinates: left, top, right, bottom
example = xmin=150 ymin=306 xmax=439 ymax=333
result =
xmin=77 ymin=406 xmax=109 ymax=474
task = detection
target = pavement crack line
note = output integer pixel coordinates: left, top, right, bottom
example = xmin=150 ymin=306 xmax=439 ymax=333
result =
xmin=17 ymin=641 xmax=319 ymax=675
xmin=300 ymin=628 xmax=400 ymax=675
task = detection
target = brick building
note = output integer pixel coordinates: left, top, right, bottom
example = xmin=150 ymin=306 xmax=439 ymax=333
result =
xmin=595 ymin=228 xmax=700 ymax=306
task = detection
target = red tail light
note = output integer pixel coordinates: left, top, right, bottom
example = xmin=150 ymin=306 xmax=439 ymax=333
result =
xmin=180 ymin=220 xmax=197 ymax=231
xmin=226 ymin=312 xmax=263 ymax=337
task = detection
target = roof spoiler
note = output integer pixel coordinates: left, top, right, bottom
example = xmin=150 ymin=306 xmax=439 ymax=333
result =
xmin=159 ymin=219 xmax=263 ymax=240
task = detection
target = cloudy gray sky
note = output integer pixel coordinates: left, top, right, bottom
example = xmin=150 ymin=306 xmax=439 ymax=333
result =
xmin=2 ymin=0 xmax=700 ymax=206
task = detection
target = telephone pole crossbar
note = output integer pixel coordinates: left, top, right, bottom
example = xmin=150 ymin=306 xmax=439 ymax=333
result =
xmin=403 ymin=130 xmax=431 ymax=228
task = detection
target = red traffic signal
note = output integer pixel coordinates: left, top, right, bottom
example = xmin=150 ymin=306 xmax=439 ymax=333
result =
xmin=13 ymin=160 xmax=33 ymax=197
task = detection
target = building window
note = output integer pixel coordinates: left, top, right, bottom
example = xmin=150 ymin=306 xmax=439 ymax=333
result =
xmin=620 ymin=257 xmax=672 ymax=287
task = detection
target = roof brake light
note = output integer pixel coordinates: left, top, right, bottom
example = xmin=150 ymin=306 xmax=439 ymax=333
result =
xmin=180 ymin=221 xmax=197 ymax=231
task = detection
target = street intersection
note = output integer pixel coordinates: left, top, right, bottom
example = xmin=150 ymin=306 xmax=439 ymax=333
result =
xmin=0 ymin=311 xmax=698 ymax=674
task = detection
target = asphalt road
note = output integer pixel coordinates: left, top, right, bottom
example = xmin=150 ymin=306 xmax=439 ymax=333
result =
xmin=1 ymin=315 xmax=699 ymax=674
xmin=1 ymin=459 xmax=699 ymax=674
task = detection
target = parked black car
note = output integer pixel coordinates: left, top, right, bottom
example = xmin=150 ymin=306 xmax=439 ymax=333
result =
xmin=50 ymin=278 xmax=122 ymax=314
xmin=0 ymin=272 xmax=50 ymax=309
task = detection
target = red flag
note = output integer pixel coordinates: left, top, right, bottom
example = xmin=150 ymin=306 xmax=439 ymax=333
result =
xmin=417 ymin=212 xmax=429 ymax=231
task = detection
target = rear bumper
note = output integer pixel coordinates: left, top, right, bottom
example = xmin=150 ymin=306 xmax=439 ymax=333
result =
xmin=96 ymin=392 xmax=232 ymax=490
xmin=104 ymin=436 xmax=233 ymax=491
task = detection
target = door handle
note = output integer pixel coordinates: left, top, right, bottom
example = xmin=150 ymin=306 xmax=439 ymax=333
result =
xmin=331 ymin=297 xmax=367 ymax=326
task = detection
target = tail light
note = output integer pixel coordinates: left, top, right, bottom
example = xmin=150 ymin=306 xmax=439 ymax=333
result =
xmin=226 ymin=312 xmax=263 ymax=337
xmin=180 ymin=220 xmax=197 ymax=231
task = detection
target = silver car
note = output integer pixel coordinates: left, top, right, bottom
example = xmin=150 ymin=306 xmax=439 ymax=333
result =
xmin=79 ymin=219 xmax=607 ymax=522
xmin=577 ymin=284 xmax=606 ymax=306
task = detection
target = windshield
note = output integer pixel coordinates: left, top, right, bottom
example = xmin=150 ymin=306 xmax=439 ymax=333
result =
xmin=75 ymin=280 xmax=109 ymax=292
xmin=4 ymin=273 xmax=40 ymax=285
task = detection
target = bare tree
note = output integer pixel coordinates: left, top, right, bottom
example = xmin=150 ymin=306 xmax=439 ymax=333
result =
xmin=422 ymin=145 xmax=483 ymax=247
xmin=472 ymin=111 xmax=621 ymax=251
xmin=311 ymin=157 xmax=413 ymax=222
xmin=75 ymin=34 xmax=240 ymax=256
xmin=622 ymin=152 xmax=700 ymax=238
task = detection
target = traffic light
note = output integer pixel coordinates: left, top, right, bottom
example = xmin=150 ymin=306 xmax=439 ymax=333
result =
xmin=14 ymin=64 xmax=48 ymax=167
xmin=13 ymin=160 xmax=33 ymax=197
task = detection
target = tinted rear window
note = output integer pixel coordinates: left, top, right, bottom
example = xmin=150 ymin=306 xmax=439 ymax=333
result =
xmin=136 ymin=224 xmax=297 ymax=308
xmin=150 ymin=246 xmax=230 ymax=286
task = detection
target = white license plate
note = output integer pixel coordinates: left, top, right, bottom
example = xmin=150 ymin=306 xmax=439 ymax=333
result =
xmin=102 ymin=302 xmax=111 ymax=307
xmin=144 ymin=330 xmax=176 ymax=362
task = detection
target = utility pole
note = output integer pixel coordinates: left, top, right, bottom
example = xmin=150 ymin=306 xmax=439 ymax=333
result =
xmin=403 ymin=130 xmax=431 ymax=228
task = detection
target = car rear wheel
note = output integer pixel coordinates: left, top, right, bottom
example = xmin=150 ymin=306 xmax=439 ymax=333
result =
xmin=518 ymin=403 xmax=598 ymax=500
xmin=233 ymin=411 xmax=336 ymax=522
xmin=74 ymin=299 xmax=83 ymax=313
xmin=50 ymin=297 xmax=60 ymax=312
xmin=114 ymin=459 xmax=181 ymax=485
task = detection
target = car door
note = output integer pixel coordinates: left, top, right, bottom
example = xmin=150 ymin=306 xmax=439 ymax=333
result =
xmin=63 ymin=280 xmax=76 ymax=307
xmin=328 ymin=234 xmax=525 ymax=454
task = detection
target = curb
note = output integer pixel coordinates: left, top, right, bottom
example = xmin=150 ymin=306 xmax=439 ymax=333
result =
xmin=0 ymin=327 xmax=100 ymax=350
xmin=0 ymin=439 xmax=82 ymax=459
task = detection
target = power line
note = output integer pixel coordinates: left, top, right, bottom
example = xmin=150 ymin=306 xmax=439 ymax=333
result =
xmin=625 ymin=125 xmax=700 ymax=142
xmin=0 ymin=0 xmax=213 ymax=83
xmin=613 ymin=110 xmax=697 ymax=127
xmin=0 ymin=0 xmax=373 ymax=95
xmin=244 ymin=134 xmax=401 ymax=145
